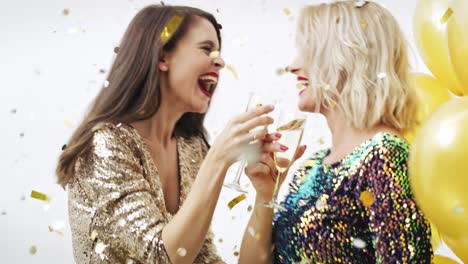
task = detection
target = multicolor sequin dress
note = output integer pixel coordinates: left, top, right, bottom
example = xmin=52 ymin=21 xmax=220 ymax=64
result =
xmin=67 ymin=123 xmax=221 ymax=263
xmin=273 ymin=132 xmax=432 ymax=263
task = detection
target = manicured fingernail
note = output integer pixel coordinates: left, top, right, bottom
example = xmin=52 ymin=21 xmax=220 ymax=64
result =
xmin=274 ymin=133 xmax=282 ymax=139
xmin=280 ymin=144 xmax=289 ymax=151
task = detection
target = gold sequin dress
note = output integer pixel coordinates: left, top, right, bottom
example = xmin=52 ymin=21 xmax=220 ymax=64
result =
xmin=67 ymin=123 xmax=221 ymax=263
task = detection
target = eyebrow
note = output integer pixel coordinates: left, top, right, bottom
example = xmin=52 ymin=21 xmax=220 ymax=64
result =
xmin=198 ymin=40 xmax=216 ymax=47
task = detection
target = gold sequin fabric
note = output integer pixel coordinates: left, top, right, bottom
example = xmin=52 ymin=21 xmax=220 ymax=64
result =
xmin=67 ymin=123 xmax=221 ymax=263
xmin=273 ymin=132 xmax=433 ymax=263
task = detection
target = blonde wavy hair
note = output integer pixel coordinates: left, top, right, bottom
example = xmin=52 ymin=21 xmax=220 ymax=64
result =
xmin=296 ymin=0 xmax=417 ymax=131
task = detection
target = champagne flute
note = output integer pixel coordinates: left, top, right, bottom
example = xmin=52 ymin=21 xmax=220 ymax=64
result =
xmin=262 ymin=105 xmax=306 ymax=211
xmin=223 ymin=93 xmax=275 ymax=193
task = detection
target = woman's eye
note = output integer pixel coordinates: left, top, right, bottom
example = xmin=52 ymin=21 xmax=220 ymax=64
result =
xmin=201 ymin=47 xmax=211 ymax=52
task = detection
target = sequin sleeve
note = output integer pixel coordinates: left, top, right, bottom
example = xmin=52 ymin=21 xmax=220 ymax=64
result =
xmin=72 ymin=125 xmax=170 ymax=263
xmin=365 ymin=140 xmax=432 ymax=263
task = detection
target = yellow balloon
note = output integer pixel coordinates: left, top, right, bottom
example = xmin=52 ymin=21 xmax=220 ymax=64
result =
xmin=433 ymin=255 xmax=459 ymax=264
xmin=409 ymin=97 xmax=468 ymax=238
xmin=413 ymin=0 xmax=464 ymax=96
xmin=443 ymin=235 xmax=468 ymax=263
xmin=448 ymin=0 xmax=468 ymax=95
xmin=431 ymin=222 xmax=442 ymax=250
xmin=404 ymin=73 xmax=451 ymax=143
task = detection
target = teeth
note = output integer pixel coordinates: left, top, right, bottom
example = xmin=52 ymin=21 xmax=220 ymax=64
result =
xmin=199 ymin=75 xmax=218 ymax=83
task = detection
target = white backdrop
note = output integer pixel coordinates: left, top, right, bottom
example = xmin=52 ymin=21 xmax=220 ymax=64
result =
xmin=0 ymin=0 xmax=461 ymax=263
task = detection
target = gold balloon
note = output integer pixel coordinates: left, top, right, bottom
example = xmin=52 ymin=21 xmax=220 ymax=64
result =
xmin=443 ymin=235 xmax=468 ymax=263
xmin=431 ymin=222 xmax=442 ymax=250
xmin=404 ymin=73 xmax=451 ymax=143
xmin=409 ymin=97 xmax=468 ymax=238
xmin=433 ymin=255 xmax=459 ymax=264
xmin=413 ymin=0 xmax=464 ymax=95
xmin=448 ymin=0 xmax=468 ymax=95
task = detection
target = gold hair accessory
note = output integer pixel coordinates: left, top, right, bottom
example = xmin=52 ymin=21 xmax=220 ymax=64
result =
xmin=160 ymin=14 xmax=184 ymax=43
xmin=355 ymin=0 xmax=369 ymax=8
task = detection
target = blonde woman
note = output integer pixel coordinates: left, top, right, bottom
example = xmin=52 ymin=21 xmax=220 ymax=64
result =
xmin=239 ymin=1 xmax=432 ymax=263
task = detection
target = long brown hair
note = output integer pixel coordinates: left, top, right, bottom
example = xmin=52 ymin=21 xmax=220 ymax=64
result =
xmin=56 ymin=5 xmax=222 ymax=187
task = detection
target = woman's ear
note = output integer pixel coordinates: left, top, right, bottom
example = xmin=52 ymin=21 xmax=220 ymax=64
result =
xmin=159 ymin=51 xmax=169 ymax=72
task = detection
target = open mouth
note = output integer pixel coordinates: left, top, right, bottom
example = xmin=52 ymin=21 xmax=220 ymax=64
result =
xmin=197 ymin=73 xmax=218 ymax=98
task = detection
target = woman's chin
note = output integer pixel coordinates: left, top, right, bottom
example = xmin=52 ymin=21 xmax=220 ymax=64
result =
xmin=298 ymin=100 xmax=314 ymax=113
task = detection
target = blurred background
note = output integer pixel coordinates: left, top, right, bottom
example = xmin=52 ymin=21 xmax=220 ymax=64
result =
xmin=0 ymin=0 xmax=465 ymax=263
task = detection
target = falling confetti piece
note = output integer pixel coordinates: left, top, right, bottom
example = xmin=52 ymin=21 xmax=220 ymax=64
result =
xmin=177 ymin=247 xmax=187 ymax=257
xmin=65 ymin=120 xmax=73 ymax=128
xmin=283 ymin=8 xmax=291 ymax=16
xmin=330 ymin=101 xmax=337 ymax=109
xmin=248 ymin=227 xmax=255 ymax=237
xmin=61 ymin=144 xmax=67 ymax=151
xmin=216 ymin=9 xmax=220 ymax=13
xmin=351 ymin=237 xmax=367 ymax=248
xmin=298 ymin=200 xmax=307 ymax=206
xmin=1 ymin=211 xmax=6 ymax=216
xmin=160 ymin=1 xmax=166 ymax=6
xmin=62 ymin=9 xmax=70 ymax=16
xmin=99 ymin=69 xmax=106 ymax=74
xmin=10 ymin=108 xmax=17 ymax=114
xmin=322 ymin=84 xmax=330 ymax=91
xmin=19 ymin=132 xmax=24 ymax=138
xmin=247 ymin=205 xmax=253 ymax=212
xmin=218 ymin=238 xmax=223 ymax=243
xmin=228 ymin=194 xmax=246 ymax=209
xmin=377 ymin=72 xmax=387 ymax=79
xmin=296 ymin=83 xmax=305 ymax=90
xmin=20 ymin=195 xmax=26 ymax=201
xmin=318 ymin=138 xmax=325 ymax=145
xmin=48 ymin=226 xmax=64 ymax=236
xmin=233 ymin=251 xmax=240 ymax=256
xmin=29 ymin=245 xmax=37 ymax=255
xmin=209 ymin=51 xmax=220 ymax=59
xmin=34 ymin=69 xmax=42 ymax=75
xmin=276 ymin=68 xmax=285 ymax=76
xmin=440 ymin=8 xmax=453 ymax=24
xmin=113 ymin=46 xmax=119 ymax=54
xmin=359 ymin=190 xmax=375 ymax=207
xmin=31 ymin=190 xmax=50 ymax=202
xmin=161 ymin=15 xmax=184 ymax=42
xmin=454 ymin=206 xmax=464 ymax=214
xmin=226 ymin=65 xmax=239 ymax=79
xmin=103 ymin=80 xmax=110 ymax=88
xmin=90 ymin=230 xmax=98 ymax=241
xmin=304 ymin=160 xmax=317 ymax=167
xmin=361 ymin=20 xmax=368 ymax=28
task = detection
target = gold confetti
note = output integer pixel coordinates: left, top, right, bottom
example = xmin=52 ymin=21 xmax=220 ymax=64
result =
xmin=361 ymin=20 xmax=368 ymax=28
xmin=318 ymin=138 xmax=325 ymax=145
xmin=226 ymin=65 xmax=239 ymax=79
xmin=360 ymin=190 xmax=375 ymax=207
xmin=247 ymin=205 xmax=253 ymax=212
xmin=99 ymin=69 xmax=106 ymax=74
xmin=209 ymin=51 xmax=220 ymax=59
xmin=62 ymin=9 xmax=70 ymax=16
xmin=255 ymin=103 xmax=263 ymax=107
xmin=30 ymin=190 xmax=50 ymax=202
xmin=29 ymin=245 xmax=37 ymax=255
xmin=276 ymin=68 xmax=285 ymax=76
xmin=304 ymin=160 xmax=316 ymax=167
xmin=90 ymin=230 xmax=98 ymax=241
xmin=228 ymin=194 xmax=246 ymax=209
xmin=322 ymin=84 xmax=330 ymax=91
xmin=65 ymin=120 xmax=73 ymax=128
xmin=218 ymin=238 xmax=223 ymax=243
xmin=440 ymin=8 xmax=453 ymax=24
xmin=233 ymin=251 xmax=240 ymax=256
xmin=296 ymin=83 xmax=305 ymax=90
xmin=48 ymin=226 xmax=64 ymax=236
xmin=283 ymin=8 xmax=291 ymax=16
xmin=330 ymin=101 xmax=337 ymax=109
xmin=161 ymin=15 xmax=184 ymax=42
xmin=177 ymin=247 xmax=187 ymax=257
